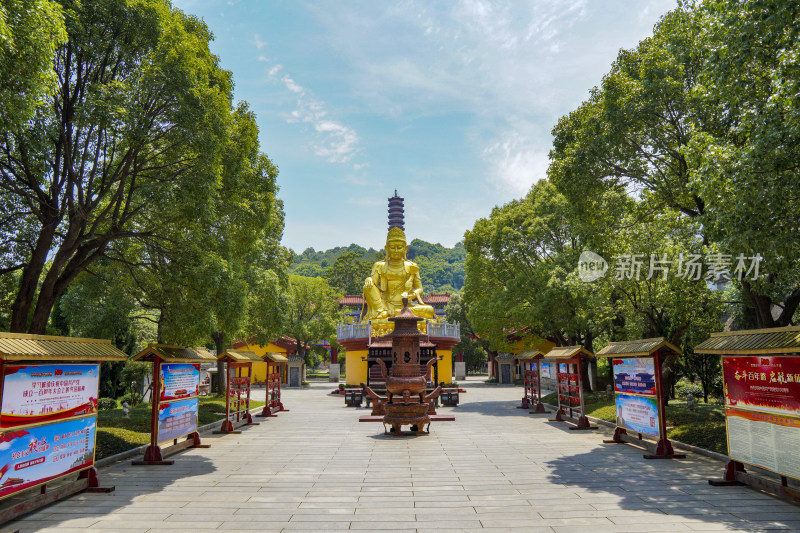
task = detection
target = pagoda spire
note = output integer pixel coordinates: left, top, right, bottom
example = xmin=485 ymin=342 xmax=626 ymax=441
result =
xmin=388 ymin=190 xmax=404 ymax=231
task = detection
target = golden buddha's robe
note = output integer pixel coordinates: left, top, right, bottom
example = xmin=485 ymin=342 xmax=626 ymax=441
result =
xmin=362 ymin=259 xmax=436 ymax=322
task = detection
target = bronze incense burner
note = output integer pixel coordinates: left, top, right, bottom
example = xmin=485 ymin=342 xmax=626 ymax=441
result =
xmin=364 ymin=298 xmax=442 ymax=435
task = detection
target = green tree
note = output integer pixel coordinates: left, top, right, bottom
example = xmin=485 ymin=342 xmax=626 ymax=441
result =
xmin=1 ymin=0 xmax=236 ymax=334
xmin=281 ymin=275 xmax=340 ymax=368
xmin=323 ymin=251 xmax=373 ymax=295
xmin=549 ymin=2 xmax=800 ymax=329
xmin=0 ymin=0 xmax=66 ymax=130
xmin=685 ymin=0 xmax=800 ymax=328
xmin=444 ymin=291 xmax=488 ymax=375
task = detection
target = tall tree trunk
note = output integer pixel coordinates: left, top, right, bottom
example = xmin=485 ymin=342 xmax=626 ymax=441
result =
xmin=212 ymin=332 xmax=227 ymax=397
xmin=742 ymin=280 xmax=800 ymax=328
xmin=9 ymin=220 xmax=58 ymax=332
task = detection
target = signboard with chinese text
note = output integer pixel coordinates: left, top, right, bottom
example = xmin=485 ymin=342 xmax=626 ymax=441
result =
xmin=612 ymin=358 xmax=657 ymax=395
xmin=0 ymin=415 xmax=97 ymax=499
xmin=1 ymin=365 xmax=99 ymax=429
xmin=723 ymin=356 xmax=800 ymax=417
xmin=160 ymin=363 xmax=200 ymax=402
xmin=726 ymin=407 xmax=800 ymax=480
xmin=157 ymin=398 xmax=198 ymax=442
xmin=615 ymin=394 xmax=659 ymax=437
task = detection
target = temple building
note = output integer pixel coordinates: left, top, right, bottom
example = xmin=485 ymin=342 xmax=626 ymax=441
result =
xmin=336 ymin=191 xmax=461 ymax=387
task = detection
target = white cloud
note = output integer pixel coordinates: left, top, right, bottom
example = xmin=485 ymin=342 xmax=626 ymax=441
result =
xmin=281 ymin=75 xmax=304 ymax=95
xmin=483 ymin=133 xmax=549 ymax=195
xmin=267 ymin=64 xmax=282 ymax=76
xmin=276 ymin=71 xmax=360 ymax=164
xmin=253 ymin=33 xmax=267 ymax=49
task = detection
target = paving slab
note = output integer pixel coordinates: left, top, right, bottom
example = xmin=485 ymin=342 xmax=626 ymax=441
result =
xmin=4 ymin=380 xmax=800 ymax=532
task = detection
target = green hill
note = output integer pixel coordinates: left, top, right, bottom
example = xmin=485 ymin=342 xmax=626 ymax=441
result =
xmin=290 ymin=239 xmax=465 ymax=294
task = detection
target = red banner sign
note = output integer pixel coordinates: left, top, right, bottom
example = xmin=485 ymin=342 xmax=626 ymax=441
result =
xmin=723 ymin=356 xmax=800 ymax=417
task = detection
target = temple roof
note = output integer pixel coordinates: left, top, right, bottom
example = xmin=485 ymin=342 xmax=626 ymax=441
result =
xmin=543 ymin=345 xmax=594 ymax=359
xmin=218 ymin=349 xmax=262 ymax=363
xmin=132 ymin=344 xmax=217 ymax=363
xmin=0 ymin=332 xmax=128 ymax=362
xmin=695 ymin=326 xmax=800 ymax=355
xmin=596 ymin=337 xmax=681 ymax=357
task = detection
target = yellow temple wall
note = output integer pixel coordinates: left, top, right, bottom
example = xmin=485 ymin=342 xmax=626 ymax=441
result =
xmin=346 ymin=349 xmax=368 ymax=386
xmin=345 ymin=348 xmax=454 ymax=385
xmin=235 ymin=342 xmax=288 ymax=382
xmin=438 ymin=349 xmax=453 ymax=384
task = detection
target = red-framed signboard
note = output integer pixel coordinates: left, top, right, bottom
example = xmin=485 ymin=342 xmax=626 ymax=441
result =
xmin=0 ymin=333 xmax=126 ymax=523
xmin=516 ymin=351 xmax=541 ymax=411
xmin=257 ymin=352 xmax=287 ymax=417
xmin=696 ymin=326 xmax=800 ymax=502
xmin=131 ymin=345 xmax=216 ymax=466
xmin=543 ymin=346 xmax=597 ymax=430
xmin=215 ymin=351 xmax=261 ymax=433
xmin=597 ymin=339 xmax=685 ymax=460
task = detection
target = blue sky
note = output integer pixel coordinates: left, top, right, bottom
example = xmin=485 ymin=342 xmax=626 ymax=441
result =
xmin=173 ymin=0 xmax=677 ymax=253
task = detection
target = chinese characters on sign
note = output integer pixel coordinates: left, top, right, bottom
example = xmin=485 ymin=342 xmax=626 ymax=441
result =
xmin=722 ymin=356 xmax=800 ymax=480
xmin=0 ymin=416 xmax=96 ymax=499
xmin=1 ymin=365 xmax=100 ymax=429
xmin=613 ymin=358 xmax=656 ymax=396
xmin=726 ymin=408 xmax=800 ymax=480
xmin=157 ymin=398 xmax=199 ymax=442
xmin=723 ymin=356 xmax=800 ymax=417
xmin=615 ymin=394 xmax=659 ymax=437
xmin=612 ymin=357 xmax=661 ymax=438
xmin=160 ymin=363 xmax=201 ymax=402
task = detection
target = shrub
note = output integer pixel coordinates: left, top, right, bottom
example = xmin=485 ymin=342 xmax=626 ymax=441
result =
xmin=485 ymin=377 xmax=498 ymax=384
xmin=97 ymin=397 xmax=117 ymax=411
xmin=301 ymin=381 xmax=310 ymax=386
xmin=119 ymin=391 xmax=144 ymax=407
xmin=675 ymin=380 xmax=703 ymax=400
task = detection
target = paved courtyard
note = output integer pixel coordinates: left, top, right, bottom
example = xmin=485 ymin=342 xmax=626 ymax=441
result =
xmin=5 ymin=381 xmax=800 ymax=533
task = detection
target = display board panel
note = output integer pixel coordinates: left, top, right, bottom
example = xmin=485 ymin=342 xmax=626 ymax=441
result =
xmin=157 ymin=398 xmax=198 ymax=442
xmin=541 ymin=362 xmax=550 ymax=379
xmin=615 ymin=393 xmax=659 ymax=437
xmin=0 ymin=415 xmax=97 ymax=499
xmin=726 ymin=407 xmax=800 ymax=481
xmin=160 ymin=363 xmax=201 ymax=402
xmin=1 ymin=364 xmax=100 ymax=429
xmin=724 ymin=356 xmax=800 ymax=417
xmin=613 ymin=358 xmax=656 ymax=395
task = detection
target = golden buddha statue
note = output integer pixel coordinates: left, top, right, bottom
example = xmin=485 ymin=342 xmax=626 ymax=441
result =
xmin=362 ymin=227 xmax=437 ymax=334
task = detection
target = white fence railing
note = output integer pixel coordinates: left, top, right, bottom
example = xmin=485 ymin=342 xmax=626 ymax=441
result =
xmin=336 ymin=321 xmax=460 ymax=340
xmin=337 ymin=322 xmax=370 ymax=340
xmin=427 ymin=322 xmax=460 ymax=339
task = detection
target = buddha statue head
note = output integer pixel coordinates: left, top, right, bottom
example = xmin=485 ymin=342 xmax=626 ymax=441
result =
xmin=385 ymin=227 xmax=408 ymax=262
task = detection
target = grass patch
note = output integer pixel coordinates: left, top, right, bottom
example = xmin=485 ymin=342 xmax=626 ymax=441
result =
xmin=96 ymin=395 xmax=265 ymax=460
xmin=540 ymin=391 xmax=727 ymax=454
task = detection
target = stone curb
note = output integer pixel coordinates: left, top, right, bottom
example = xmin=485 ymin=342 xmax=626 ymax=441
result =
xmin=94 ymin=405 xmax=267 ymax=469
xmin=539 ymin=402 xmax=729 ymax=464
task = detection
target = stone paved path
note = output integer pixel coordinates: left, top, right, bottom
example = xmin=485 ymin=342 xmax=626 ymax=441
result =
xmin=5 ymin=381 xmax=800 ymax=532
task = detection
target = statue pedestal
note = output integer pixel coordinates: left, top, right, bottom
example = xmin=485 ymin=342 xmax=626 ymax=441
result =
xmin=455 ymin=362 xmax=466 ymax=381
xmin=329 ymin=363 xmax=340 ymax=382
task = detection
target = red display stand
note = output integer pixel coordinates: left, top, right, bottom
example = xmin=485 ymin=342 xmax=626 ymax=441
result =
xmin=544 ymin=346 xmax=597 ymax=430
xmin=131 ymin=345 xmax=216 ymax=465
xmin=214 ymin=350 xmax=261 ymax=434
xmin=0 ymin=333 xmax=127 ymax=522
xmin=597 ymin=338 xmax=685 ymax=459
xmin=696 ymin=326 xmax=800 ymax=502
xmin=516 ymin=350 xmax=541 ymax=410
xmin=257 ymin=352 xmax=287 ymax=417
